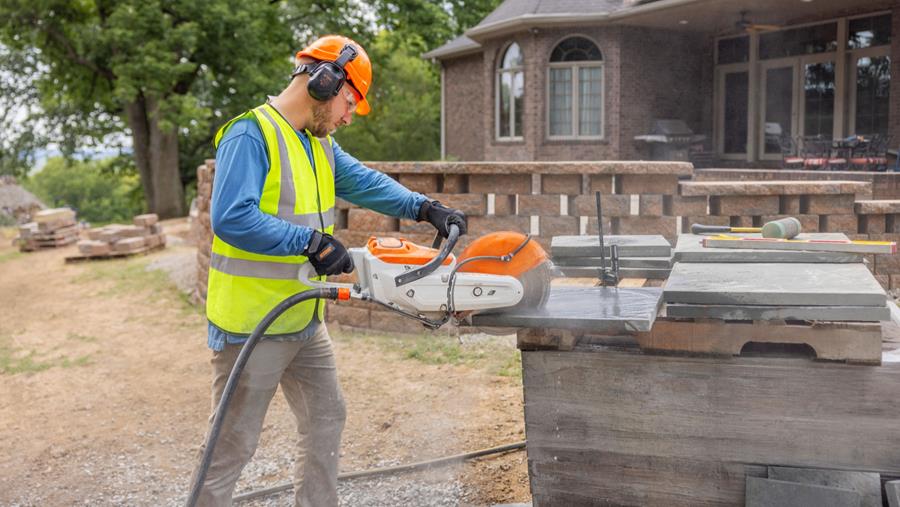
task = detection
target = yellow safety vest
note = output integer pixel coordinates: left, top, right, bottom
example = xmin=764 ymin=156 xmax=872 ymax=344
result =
xmin=206 ymin=103 xmax=336 ymax=336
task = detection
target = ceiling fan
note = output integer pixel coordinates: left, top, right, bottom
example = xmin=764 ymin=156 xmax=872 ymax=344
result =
xmin=735 ymin=11 xmax=781 ymax=33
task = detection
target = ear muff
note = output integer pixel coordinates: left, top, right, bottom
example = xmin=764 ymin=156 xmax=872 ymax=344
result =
xmin=297 ymin=44 xmax=359 ymax=102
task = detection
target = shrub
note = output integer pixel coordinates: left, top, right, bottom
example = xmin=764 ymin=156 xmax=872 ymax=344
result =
xmin=25 ymin=157 xmax=144 ymax=224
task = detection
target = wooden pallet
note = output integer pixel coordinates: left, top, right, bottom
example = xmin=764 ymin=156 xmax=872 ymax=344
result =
xmin=64 ymin=244 xmax=165 ymax=263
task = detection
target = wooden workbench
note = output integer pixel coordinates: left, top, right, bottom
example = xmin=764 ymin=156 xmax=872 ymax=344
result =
xmin=519 ymin=327 xmax=900 ymax=506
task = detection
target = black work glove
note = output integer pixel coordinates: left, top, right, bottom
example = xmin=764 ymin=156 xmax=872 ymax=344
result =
xmin=304 ymin=230 xmax=355 ymax=276
xmin=417 ymin=200 xmax=468 ymax=238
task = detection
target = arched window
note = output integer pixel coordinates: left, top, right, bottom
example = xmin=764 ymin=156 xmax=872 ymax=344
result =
xmin=548 ymin=36 xmax=604 ymax=138
xmin=497 ymin=42 xmax=524 ymax=140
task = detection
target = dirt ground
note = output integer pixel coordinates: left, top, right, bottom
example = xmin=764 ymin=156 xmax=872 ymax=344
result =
xmin=0 ymin=219 xmax=531 ymax=506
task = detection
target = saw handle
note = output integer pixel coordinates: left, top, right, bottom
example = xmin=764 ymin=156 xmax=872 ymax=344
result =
xmin=394 ymin=222 xmax=460 ymax=287
xmin=690 ymin=224 xmax=761 ymax=235
xmin=298 ymin=263 xmax=355 ymax=291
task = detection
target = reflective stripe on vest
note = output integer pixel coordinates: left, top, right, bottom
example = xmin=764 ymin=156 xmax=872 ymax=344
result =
xmin=206 ymin=103 xmax=336 ymax=335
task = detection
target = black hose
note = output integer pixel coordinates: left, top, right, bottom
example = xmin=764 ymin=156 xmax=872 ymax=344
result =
xmin=186 ymin=287 xmax=340 ymax=507
xmin=231 ymin=440 xmax=527 ymax=503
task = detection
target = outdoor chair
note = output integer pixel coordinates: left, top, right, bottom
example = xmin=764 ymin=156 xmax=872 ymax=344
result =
xmin=801 ymin=136 xmax=832 ymax=170
xmin=779 ymin=135 xmax=804 ymax=169
xmin=849 ymin=134 xmax=891 ymax=171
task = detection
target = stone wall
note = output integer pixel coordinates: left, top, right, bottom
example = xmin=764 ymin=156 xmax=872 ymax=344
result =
xmin=192 ymin=161 xmax=900 ymax=332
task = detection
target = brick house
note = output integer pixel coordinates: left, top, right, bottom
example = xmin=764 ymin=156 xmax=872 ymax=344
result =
xmin=424 ymin=0 xmax=899 ymax=166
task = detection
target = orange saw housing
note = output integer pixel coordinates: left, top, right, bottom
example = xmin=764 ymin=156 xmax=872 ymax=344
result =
xmin=456 ymin=232 xmax=548 ymax=277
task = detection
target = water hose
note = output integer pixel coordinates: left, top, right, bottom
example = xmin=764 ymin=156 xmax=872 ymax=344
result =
xmin=186 ymin=287 xmax=342 ymax=507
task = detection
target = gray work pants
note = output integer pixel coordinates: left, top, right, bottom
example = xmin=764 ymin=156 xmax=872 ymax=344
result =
xmin=190 ymin=325 xmax=346 ymax=507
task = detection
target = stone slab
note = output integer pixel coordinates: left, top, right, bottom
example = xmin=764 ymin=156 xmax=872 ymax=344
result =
xmin=855 ymin=199 xmax=900 ymax=215
xmin=553 ymin=256 xmax=673 ymax=268
xmin=367 ymin=161 xmax=693 ymax=176
xmin=767 ymin=467 xmax=881 ymax=507
xmin=886 ymin=480 xmax=900 ymax=507
xmin=673 ymin=233 xmax=863 ymax=263
xmin=557 ymin=266 xmax=670 ymax=279
xmin=680 ymin=180 xmax=870 ymax=196
xmin=664 ymin=303 xmax=889 ymax=322
xmin=663 ymin=263 xmax=886 ymax=307
xmin=745 ymin=477 xmax=860 ymax=507
xmin=551 ymin=235 xmax=671 ymax=258
xmin=471 ymin=286 xmax=663 ymax=333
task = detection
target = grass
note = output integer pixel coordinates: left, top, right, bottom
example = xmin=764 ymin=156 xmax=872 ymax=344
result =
xmin=0 ymin=334 xmax=93 ymax=375
xmin=0 ymin=250 xmax=22 ymax=263
xmin=335 ymin=330 xmax=522 ymax=380
xmin=74 ymin=256 xmax=201 ymax=316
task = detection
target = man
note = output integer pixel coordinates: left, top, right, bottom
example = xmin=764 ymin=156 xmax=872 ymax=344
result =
xmin=191 ymin=35 xmax=467 ymax=506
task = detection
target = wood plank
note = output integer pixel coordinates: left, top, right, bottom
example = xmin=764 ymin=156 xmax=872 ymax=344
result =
xmin=521 ymin=350 xmax=900 ymax=504
xmin=636 ymin=319 xmax=882 ymax=364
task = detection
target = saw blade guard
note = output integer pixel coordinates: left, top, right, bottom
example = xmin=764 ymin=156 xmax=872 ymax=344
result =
xmin=456 ymin=231 xmax=552 ymax=310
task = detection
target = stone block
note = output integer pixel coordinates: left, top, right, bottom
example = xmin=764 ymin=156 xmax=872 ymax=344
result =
xmin=618 ymin=174 xmax=678 ymax=195
xmin=133 ymin=213 xmax=159 ymax=227
xmin=369 ymin=309 xmax=431 ymax=334
xmin=615 ymin=216 xmax=677 ymax=239
xmin=745 ymin=477 xmax=860 ymax=507
xmin=336 ymin=198 xmax=357 ymax=210
xmin=334 ymin=209 xmax=348 ymax=229
xmin=876 ymin=274 xmax=890 ymax=290
xmin=539 ymin=216 xmax=579 ymax=236
xmin=112 ymin=236 xmax=145 ymax=253
xmin=120 ymin=225 xmax=152 ymax=238
xmin=767 ymin=466 xmax=881 ymax=507
xmin=34 ymin=207 xmax=76 ymax=223
xmin=886 ymin=480 xmax=900 ymax=507
xmin=588 ymin=175 xmax=613 ymax=194
xmin=347 ymin=209 xmax=399 ymax=232
xmin=518 ymin=194 xmax=562 ymax=215
xmin=37 ymin=217 xmax=77 ymax=232
xmin=398 ymin=174 xmax=440 ymax=193
xmin=77 ymin=240 xmax=111 ymax=256
xmin=542 ymin=174 xmax=582 ymax=194
xmin=729 ymin=216 xmax=754 ymax=227
xmin=441 ymin=174 xmax=468 ymax=193
xmin=569 ymin=194 xmax=630 ymax=217
xmin=875 ymin=252 xmax=900 ymax=275
xmin=639 ymin=195 xmax=664 ymax=216
xmin=150 ymin=223 xmax=164 ymax=235
xmin=781 ymin=195 xmax=801 ymax=214
xmin=468 ymin=216 xmax=529 ymax=235
xmin=680 ymin=180 xmax=871 ymax=196
xmin=854 ymin=200 xmax=900 ymax=215
xmin=326 ymin=304 xmax=370 ymax=328
xmin=469 ymin=174 xmax=531 ymax=195
xmin=493 ymin=195 xmax=516 ymax=216
xmin=664 ymin=195 xmax=707 ymax=216
xmin=428 ymin=193 xmax=487 ymax=216
xmin=399 ymin=220 xmax=433 ymax=234
xmin=585 ymin=217 xmax=614 ymax=235
xmin=803 ymin=194 xmax=856 ymax=215
xmin=760 ymin=214 xmax=820 ymax=233
xmin=859 ymin=214 xmax=886 ymax=235
xmin=821 ymin=214 xmax=858 ymax=234
xmin=709 ymin=195 xmax=779 ymax=216
xmin=145 ymin=234 xmax=163 ymax=248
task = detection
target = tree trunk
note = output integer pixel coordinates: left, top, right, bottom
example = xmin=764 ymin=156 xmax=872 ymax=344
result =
xmin=126 ymin=94 xmax=185 ymax=218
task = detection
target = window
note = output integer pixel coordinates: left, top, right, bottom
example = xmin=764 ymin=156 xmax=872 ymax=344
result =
xmin=848 ymin=14 xmax=891 ymax=49
xmin=497 ymin=43 xmax=524 ymax=140
xmin=717 ymin=36 xmax=749 ymax=64
xmin=548 ymin=36 xmax=603 ymax=138
xmin=759 ymin=22 xmax=838 ymax=60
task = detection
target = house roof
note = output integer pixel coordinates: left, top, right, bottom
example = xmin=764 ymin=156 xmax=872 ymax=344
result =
xmin=424 ymin=0 xmax=686 ymax=60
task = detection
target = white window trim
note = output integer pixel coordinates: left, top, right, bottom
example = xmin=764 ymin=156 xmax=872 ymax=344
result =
xmin=546 ymin=61 xmax=605 ymax=140
xmin=713 ymin=10 xmax=892 ymax=161
xmin=496 ymin=43 xmax=524 ymax=141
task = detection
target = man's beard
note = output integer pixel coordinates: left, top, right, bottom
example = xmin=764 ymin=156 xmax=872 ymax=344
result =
xmin=308 ymin=101 xmax=333 ymax=137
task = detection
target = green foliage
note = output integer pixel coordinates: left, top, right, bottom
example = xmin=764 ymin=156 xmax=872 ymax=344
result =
xmin=335 ymin=31 xmax=441 ymax=161
xmin=25 ymin=157 xmax=144 ymax=224
xmin=0 ymin=334 xmax=92 ymax=375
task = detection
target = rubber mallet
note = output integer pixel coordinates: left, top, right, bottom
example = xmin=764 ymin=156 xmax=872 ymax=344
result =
xmin=690 ymin=217 xmax=801 ymax=239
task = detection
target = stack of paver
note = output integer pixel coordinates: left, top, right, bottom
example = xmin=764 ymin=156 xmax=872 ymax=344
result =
xmin=657 ymin=231 xmax=890 ymax=364
xmin=73 ymin=214 xmax=166 ymax=259
xmin=549 ymin=234 xmax=673 ymax=279
xmin=17 ymin=208 xmax=79 ymax=251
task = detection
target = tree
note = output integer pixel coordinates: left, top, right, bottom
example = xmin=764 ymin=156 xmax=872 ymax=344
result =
xmin=0 ymin=1 xmax=304 ymax=218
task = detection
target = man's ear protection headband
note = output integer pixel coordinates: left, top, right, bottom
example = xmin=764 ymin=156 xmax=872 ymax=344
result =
xmin=292 ymin=44 xmax=359 ymax=102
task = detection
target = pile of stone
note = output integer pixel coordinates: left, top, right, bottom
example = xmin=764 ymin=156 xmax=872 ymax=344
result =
xmin=76 ymin=214 xmax=166 ymax=257
xmin=549 ymin=234 xmax=673 ymax=279
xmin=17 ymin=208 xmax=79 ymax=251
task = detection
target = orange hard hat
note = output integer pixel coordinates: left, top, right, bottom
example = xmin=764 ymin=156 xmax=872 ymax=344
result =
xmin=297 ymin=35 xmax=372 ymax=116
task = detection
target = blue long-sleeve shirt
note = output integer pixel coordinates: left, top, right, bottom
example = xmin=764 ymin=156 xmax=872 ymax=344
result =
xmin=208 ymin=117 xmax=428 ymax=350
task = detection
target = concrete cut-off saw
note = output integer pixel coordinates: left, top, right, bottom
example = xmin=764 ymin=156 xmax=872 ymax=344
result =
xmin=186 ymin=221 xmax=552 ymax=506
